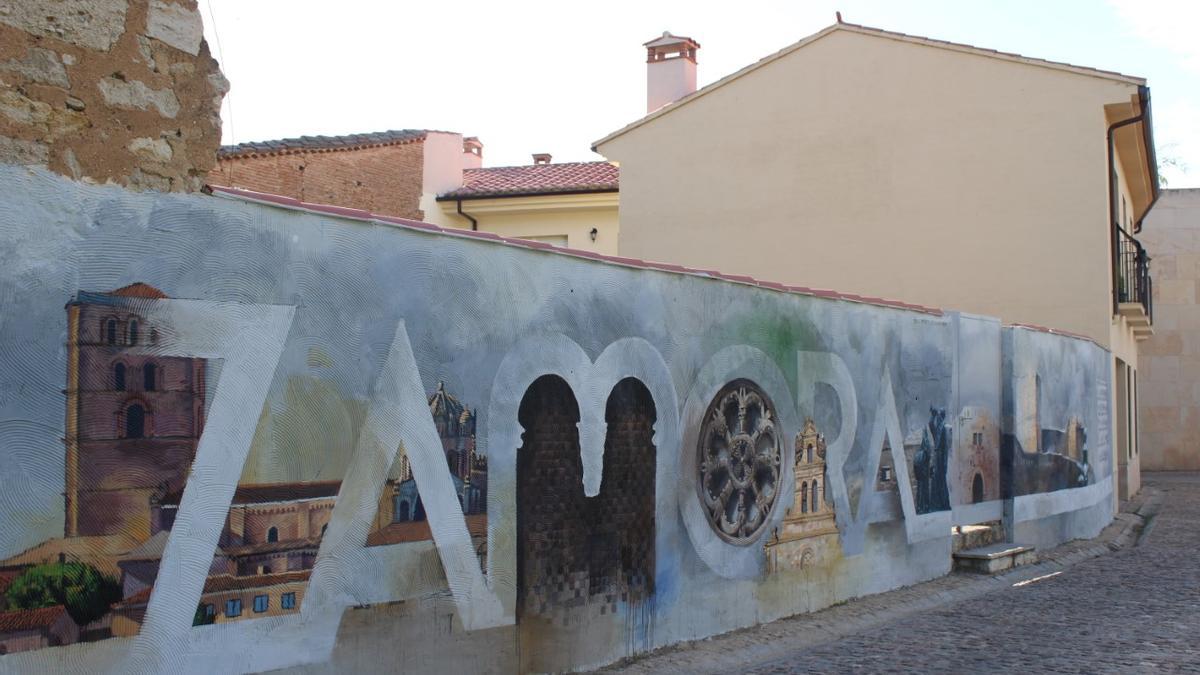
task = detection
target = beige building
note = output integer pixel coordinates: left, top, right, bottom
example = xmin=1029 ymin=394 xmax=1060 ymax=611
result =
xmin=209 ymin=131 xmax=619 ymax=255
xmin=430 ymin=154 xmax=619 ymax=255
xmin=595 ymin=21 xmax=1160 ymax=505
xmin=1137 ymin=189 xmax=1200 ymax=470
xmin=112 ymin=570 xmax=310 ymax=637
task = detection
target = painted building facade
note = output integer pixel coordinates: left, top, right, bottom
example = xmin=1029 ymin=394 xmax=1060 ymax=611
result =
xmin=65 ymin=284 xmax=207 ymax=539
xmin=0 ymin=168 xmax=1116 ymax=672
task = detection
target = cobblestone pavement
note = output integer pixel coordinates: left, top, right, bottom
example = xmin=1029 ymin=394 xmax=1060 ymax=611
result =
xmin=600 ymin=473 xmax=1198 ymax=674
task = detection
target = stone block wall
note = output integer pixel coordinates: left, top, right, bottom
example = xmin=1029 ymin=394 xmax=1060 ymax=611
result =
xmin=208 ymin=140 xmax=429 ymax=220
xmin=0 ymin=0 xmax=227 ymax=191
xmin=1137 ymin=189 xmax=1200 ymax=470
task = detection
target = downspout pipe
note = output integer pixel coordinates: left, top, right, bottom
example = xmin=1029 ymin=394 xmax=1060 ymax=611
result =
xmin=1134 ymin=85 xmax=1161 ymax=234
xmin=1107 ymin=108 xmax=1146 ymax=316
xmin=456 ymin=198 xmax=478 ymax=231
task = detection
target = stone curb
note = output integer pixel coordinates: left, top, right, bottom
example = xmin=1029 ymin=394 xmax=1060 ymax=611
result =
xmin=595 ymin=489 xmax=1162 ymax=675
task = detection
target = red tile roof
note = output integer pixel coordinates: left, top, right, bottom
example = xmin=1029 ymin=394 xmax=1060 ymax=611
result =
xmin=220 ymin=537 xmax=322 ymax=557
xmin=217 ymin=130 xmax=432 ymax=159
xmin=0 ymin=568 xmax=25 ymax=596
xmin=159 ymin=480 xmax=342 ymax=506
xmin=366 ymin=514 xmax=487 ymax=547
xmin=439 ymin=161 xmax=619 ymax=200
xmin=111 ymin=282 xmax=168 ymax=299
xmin=0 ymin=605 xmax=72 ymax=632
xmin=119 ymin=570 xmax=313 ymax=607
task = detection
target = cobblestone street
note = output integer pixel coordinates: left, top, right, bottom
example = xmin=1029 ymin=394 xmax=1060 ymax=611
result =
xmin=602 ymin=473 xmax=1199 ymax=674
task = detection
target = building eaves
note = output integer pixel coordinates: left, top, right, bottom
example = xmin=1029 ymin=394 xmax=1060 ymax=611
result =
xmin=594 ymin=21 xmax=1146 ymax=150
xmin=217 ymin=129 xmax=435 ymax=160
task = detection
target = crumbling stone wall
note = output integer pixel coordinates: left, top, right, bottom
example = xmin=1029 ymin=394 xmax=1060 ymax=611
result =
xmin=0 ymin=0 xmax=228 ymax=191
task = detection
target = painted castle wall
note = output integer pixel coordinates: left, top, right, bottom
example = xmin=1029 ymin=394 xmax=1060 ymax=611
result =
xmin=0 ymin=167 xmax=1113 ymax=673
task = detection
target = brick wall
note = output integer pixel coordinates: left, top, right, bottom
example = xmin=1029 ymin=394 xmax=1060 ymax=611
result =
xmin=0 ymin=0 xmax=228 ymax=191
xmin=208 ymin=141 xmax=427 ymax=220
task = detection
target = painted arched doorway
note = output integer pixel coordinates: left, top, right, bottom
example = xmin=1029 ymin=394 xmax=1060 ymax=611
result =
xmin=515 ymin=375 xmax=657 ymax=623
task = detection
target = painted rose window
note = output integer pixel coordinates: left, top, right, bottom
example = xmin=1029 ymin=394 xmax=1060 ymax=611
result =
xmin=696 ymin=379 xmax=782 ymax=544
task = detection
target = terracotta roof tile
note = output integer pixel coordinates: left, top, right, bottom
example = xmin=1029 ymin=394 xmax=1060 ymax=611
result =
xmin=119 ymin=570 xmax=313 ymax=607
xmin=218 ymin=130 xmax=431 ymax=159
xmin=367 ymin=514 xmax=487 ymax=547
xmin=220 ymin=537 xmax=322 ymax=557
xmin=159 ymin=480 xmax=341 ymax=506
xmin=0 ymin=568 xmax=25 ymax=595
xmin=0 ymin=605 xmax=71 ymax=632
xmin=110 ymin=282 xmax=168 ymax=299
xmin=439 ymin=161 xmax=619 ymax=199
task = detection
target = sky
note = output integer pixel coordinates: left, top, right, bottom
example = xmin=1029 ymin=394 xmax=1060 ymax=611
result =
xmin=200 ymin=0 xmax=1199 ymax=187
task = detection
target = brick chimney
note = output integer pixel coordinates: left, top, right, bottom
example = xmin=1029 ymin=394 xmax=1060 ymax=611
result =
xmin=645 ymin=32 xmax=700 ymax=113
xmin=532 ymin=153 xmax=552 ymax=165
xmin=463 ymin=136 xmax=483 ymax=170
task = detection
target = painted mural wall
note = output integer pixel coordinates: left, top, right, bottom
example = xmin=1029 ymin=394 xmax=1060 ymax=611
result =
xmin=0 ymin=168 xmax=1113 ymax=673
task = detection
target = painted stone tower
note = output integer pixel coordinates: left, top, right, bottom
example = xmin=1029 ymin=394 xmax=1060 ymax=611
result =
xmin=955 ymin=406 xmax=1000 ymax=505
xmin=63 ymin=283 xmax=206 ymax=538
xmin=382 ymin=382 xmax=487 ymax=525
xmin=765 ymin=418 xmax=840 ymax=572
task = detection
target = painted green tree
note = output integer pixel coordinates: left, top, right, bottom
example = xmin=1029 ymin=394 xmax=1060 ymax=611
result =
xmin=4 ymin=561 xmax=123 ymax=626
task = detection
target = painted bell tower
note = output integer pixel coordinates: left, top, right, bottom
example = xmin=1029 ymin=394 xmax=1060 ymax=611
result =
xmin=63 ymin=283 xmax=206 ymax=538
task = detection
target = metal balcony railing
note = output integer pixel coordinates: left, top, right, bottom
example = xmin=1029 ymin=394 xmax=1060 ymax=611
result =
xmin=1116 ymin=226 xmax=1153 ymax=324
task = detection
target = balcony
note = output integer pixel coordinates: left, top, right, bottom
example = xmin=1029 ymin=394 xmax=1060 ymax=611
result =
xmin=1115 ymin=226 xmax=1153 ymax=339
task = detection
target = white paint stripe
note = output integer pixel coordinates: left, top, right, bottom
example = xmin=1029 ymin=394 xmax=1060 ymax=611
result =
xmin=1014 ymin=476 xmax=1113 ymax=522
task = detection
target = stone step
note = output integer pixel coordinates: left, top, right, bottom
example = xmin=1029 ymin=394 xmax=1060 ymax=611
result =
xmin=951 ymin=522 xmax=1005 ymax=553
xmin=952 ymin=543 xmax=1037 ymax=574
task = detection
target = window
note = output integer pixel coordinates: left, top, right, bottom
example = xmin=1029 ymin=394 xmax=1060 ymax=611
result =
xmin=807 ymin=444 xmax=813 ymax=464
xmin=143 ymin=363 xmax=156 ymax=391
xmin=253 ymin=594 xmax=269 ymax=613
xmin=811 ymin=479 xmax=819 ymax=513
xmin=267 ymin=526 xmax=278 ymax=543
xmin=225 ymin=598 xmax=242 ymax=617
xmin=125 ymin=403 xmax=146 ymax=438
xmin=114 ymin=363 xmax=126 ymax=390
xmin=128 ymin=319 xmax=139 ymax=345
xmin=281 ymin=592 xmax=296 ymax=610
xmin=105 ymin=319 xmax=117 ymax=345
xmin=800 ymin=482 xmax=808 ymax=513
